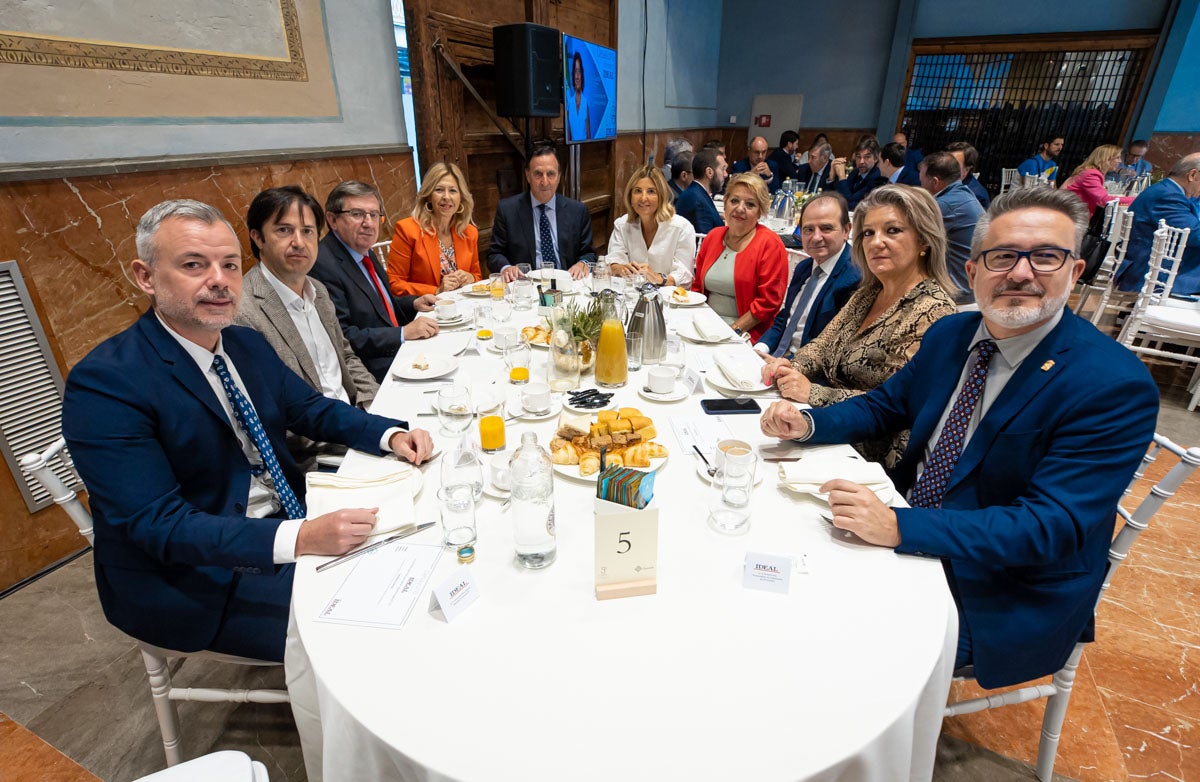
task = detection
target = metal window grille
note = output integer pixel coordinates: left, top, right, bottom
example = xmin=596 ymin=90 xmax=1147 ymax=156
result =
xmin=898 ymin=32 xmax=1157 ymax=196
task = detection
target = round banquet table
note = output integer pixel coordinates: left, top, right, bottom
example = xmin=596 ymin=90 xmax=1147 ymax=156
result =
xmin=287 ymin=279 xmax=957 ymax=782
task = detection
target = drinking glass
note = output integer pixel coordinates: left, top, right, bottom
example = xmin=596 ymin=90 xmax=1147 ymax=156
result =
xmin=708 ymin=447 xmax=756 ymax=534
xmin=436 ymin=385 xmax=473 ymax=436
xmin=489 ymin=272 xmax=506 ymax=300
xmin=516 ymin=263 xmax=532 ymax=279
xmin=663 ymin=333 xmax=686 ymax=377
xmin=511 ymin=279 xmax=536 ymax=311
xmin=626 ymin=332 xmax=643 ymax=371
xmin=438 ymin=484 xmax=477 ymax=548
xmin=491 ymin=299 xmax=513 ymax=323
xmin=442 ymin=439 xmax=485 ymax=502
xmin=505 ymin=341 xmax=532 ymax=384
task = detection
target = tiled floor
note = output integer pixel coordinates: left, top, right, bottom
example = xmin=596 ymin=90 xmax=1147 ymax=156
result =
xmin=3 ymin=326 xmax=1198 ymax=782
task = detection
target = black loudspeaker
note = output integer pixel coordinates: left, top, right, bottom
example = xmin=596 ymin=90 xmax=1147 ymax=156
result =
xmin=493 ymin=23 xmax=562 ymax=118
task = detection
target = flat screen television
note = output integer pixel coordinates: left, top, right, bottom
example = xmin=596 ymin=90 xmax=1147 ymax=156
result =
xmin=562 ymin=33 xmax=617 ymax=143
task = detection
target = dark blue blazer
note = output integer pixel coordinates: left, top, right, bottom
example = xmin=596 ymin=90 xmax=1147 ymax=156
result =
xmin=836 ymin=166 xmax=887 ymax=209
xmin=893 ymin=165 xmax=922 ymax=187
xmin=675 ymin=181 xmax=724 ymax=235
xmin=965 ymin=175 xmax=991 ymax=208
xmin=758 ymin=244 xmax=860 ymax=355
xmin=795 ymin=162 xmax=837 ymax=193
xmin=806 ymin=311 xmax=1159 ymax=689
xmin=1114 ymin=179 xmax=1200 ymax=294
xmin=486 ymin=193 xmax=596 ymax=275
xmin=732 ymin=156 xmax=781 ymax=192
xmin=310 ymin=233 xmax=420 ymax=382
xmin=62 ymin=311 xmax=405 ymax=653
xmin=768 ymin=147 xmax=801 ymax=183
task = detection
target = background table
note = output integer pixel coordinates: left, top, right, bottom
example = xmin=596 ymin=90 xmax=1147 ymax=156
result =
xmin=288 ymin=282 xmax=957 ymax=782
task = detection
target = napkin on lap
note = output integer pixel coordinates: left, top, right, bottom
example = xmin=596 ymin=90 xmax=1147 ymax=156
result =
xmin=305 ymin=467 xmax=415 ymax=536
xmin=692 ymin=310 xmax=731 ymax=341
xmin=714 ymin=347 xmax=765 ymax=391
xmin=778 ymin=457 xmax=892 ymax=496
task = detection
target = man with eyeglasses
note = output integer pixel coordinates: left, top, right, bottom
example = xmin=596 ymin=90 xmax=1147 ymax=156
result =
xmin=761 ymin=186 xmax=1159 ymax=690
xmin=310 ymin=180 xmax=439 ymax=382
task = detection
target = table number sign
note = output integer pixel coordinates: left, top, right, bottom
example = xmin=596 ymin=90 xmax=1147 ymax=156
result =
xmin=428 ymin=566 xmax=480 ymax=622
xmin=594 ymin=498 xmax=658 ymax=600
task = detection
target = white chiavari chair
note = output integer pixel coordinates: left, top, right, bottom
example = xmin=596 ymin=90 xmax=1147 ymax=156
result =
xmin=370 ymin=240 xmax=391 ymax=267
xmin=999 ymin=167 xmax=1020 ymax=196
xmin=132 ymin=750 xmax=269 ymax=781
xmin=1082 ymin=206 xmax=1136 ymax=327
xmin=1073 ymin=199 xmax=1124 ymax=319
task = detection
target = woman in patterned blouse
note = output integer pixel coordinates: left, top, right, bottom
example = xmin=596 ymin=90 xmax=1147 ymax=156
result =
xmin=764 ymin=184 xmax=958 ymax=466
xmin=387 ymin=162 xmax=482 ymax=297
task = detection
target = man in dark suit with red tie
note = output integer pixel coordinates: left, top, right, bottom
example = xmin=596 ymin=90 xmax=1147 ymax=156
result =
xmin=310 ymin=181 xmax=439 ymax=382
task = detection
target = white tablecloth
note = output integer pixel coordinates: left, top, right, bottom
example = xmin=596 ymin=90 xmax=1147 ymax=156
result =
xmin=287 ymin=283 xmax=956 ymax=782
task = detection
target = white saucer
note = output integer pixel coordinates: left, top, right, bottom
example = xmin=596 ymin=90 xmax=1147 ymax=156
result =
xmin=637 ymin=384 xmax=689 ymax=403
xmin=705 ymin=372 xmax=773 ymax=396
xmin=505 ymin=399 xmax=563 ymax=421
xmin=482 ymin=478 xmax=510 ymax=500
xmin=435 ymin=314 xmax=468 ymax=326
xmin=694 ymin=459 xmax=765 ymax=486
xmin=677 ymin=321 xmax=736 ymax=344
xmin=462 ymin=288 xmax=494 ymax=298
xmin=781 ymin=483 xmax=896 ymax=505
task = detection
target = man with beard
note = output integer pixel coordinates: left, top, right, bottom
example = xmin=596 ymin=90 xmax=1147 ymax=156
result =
xmin=760 ymin=187 xmax=1159 ymax=690
xmin=62 ymin=199 xmax=434 ymax=662
xmin=1018 ymin=134 xmax=1064 ymax=183
xmin=675 ymin=148 xmax=727 ymax=234
xmin=234 ymin=186 xmax=379 ymax=468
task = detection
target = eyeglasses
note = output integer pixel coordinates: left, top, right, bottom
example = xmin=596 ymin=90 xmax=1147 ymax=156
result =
xmin=977 ymin=247 xmax=1073 ymax=273
xmin=332 ymin=209 xmax=382 ymax=222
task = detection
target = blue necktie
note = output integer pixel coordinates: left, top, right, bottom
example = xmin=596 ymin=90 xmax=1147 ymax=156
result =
xmin=211 ymin=355 xmax=306 ymax=520
xmin=772 ymin=267 xmax=824 ymax=358
xmin=537 ymin=203 xmax=558 ymax=270
xmin=909 ymin=341 xmax=998 ymax=509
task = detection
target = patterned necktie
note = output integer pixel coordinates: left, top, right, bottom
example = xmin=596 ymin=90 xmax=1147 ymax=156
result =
xmin=361 ymin=256 xmax=399 ymax=327
xmin=909 ymin=340 xmax=998 ymax=509
xmin=537 ymin=203 xmax=557 ymax=269
xmin=772 ymin=267 xmax=825 ymax=358
xmin=211 ymin=355 xmax=306 ymax=520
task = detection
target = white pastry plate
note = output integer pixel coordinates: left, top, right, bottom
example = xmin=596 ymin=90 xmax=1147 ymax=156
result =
xmin=552 ymin=453 xmax=668 ymax=483
xmin=783 ymin=483 xmax=896 ymax=505
xmin=435 ymin=314 xmax=469 ymax=327
xmin=392 ymin=355 xmax=459 ymax=381
xmin=462 ymin=287 xmax=495 ymax=298
xmin=705 ymin=372 xmax=773 ymax=396
xmin=660 ymin=287 xmax=707 ymax=307
xmin=677 ymin=320 xmax=737 ymax=344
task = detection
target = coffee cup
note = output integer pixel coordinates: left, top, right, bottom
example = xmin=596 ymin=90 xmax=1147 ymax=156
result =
xmin=435 ymin=300 xmax=458 ymax=321
xmin=714 ymin=438 xmax=752 ymax=470
xmin=490 ymin=453 xmax=512 ymax=491
xmin=493 ymin=325 xmax=519 ymax=351
xmin=647 ymin=366 xmax=676 ymax=394
xmin=522 ymin=382 xmax=552 ymax=413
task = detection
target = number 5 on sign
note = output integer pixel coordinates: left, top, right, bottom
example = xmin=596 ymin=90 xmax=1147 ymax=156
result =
xmin=594 ymin=498 xmax=658 ymax=600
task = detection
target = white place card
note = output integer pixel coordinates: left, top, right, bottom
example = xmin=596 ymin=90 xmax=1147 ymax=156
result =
xmin=743 ymin=551 xmax=793 ymax=594
xmin=429 ymin=566 xmax=480 ymax=623
xmin=682 ymin=367 xmax=702 ymax=394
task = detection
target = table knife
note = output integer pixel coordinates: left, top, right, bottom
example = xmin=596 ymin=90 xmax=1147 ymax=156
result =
xmin=316 ymin=522 xmax=436 ymax=573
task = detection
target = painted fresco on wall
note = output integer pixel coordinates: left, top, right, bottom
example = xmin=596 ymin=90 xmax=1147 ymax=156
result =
xmin=0 ymin=0 xmax=338 ymax=121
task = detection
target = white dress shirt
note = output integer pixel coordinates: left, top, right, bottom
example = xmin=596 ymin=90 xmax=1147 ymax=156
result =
xmin=258 ymin=263 xmax=350 ymax=404
xmin=605 ymin=213 xmax=697 ymax=286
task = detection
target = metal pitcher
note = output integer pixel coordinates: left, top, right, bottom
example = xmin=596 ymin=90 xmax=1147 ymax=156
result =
xmin=627 ymin=283 xmax=667 ymax=364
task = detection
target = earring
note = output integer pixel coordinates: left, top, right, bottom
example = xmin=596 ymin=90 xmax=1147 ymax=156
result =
xmin=423 ymin=201 xmax=433 ymax=212
xmin=920 ymin=249 xmax=927 ymax=257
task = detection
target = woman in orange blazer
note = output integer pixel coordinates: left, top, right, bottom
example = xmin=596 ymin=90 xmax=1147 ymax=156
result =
xmin=387 ymin=162 xmax=482 ymax=297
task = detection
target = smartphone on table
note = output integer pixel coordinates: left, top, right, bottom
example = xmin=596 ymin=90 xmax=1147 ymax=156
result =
xmin=700 ymin=398 xmax=762 ymax=415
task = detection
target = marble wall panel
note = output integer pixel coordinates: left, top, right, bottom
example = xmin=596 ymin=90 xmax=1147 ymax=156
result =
xmin=0 ymin=149 xmax=416 ymax=592
xmin=1148 ymin=132 xmax=1200 ymax=171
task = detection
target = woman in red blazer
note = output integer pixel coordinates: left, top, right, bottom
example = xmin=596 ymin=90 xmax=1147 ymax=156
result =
xmin=1062 ymin=144 xmax=1133 ymax=218
xmin=387 ymin=162 xmax=482 ymax=297
xmin=691 ymin=172 xmax=788 ymax=342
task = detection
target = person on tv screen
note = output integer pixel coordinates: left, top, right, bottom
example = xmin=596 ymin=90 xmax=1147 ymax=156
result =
xmin=566 ymin=51 xmax=591 ymax=142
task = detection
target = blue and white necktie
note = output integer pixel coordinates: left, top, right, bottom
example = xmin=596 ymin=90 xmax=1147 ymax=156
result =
xmin=909 ymin=340 xmax=998 ymax=509
xmin=772 ymin=267 xmax=824 ymax=358
xmin=211 ymin=355 xmax=306 ymax=520
xmin=537 ymin=203 xmax=557 ymax=269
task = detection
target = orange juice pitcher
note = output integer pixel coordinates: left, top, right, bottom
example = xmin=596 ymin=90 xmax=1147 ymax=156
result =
xmin=594 ymin=318 xmax=628 ymax=388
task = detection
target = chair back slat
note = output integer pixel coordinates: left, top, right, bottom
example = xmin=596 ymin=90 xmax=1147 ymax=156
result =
xmin=19 ymin=437 xmax=93 ymax=544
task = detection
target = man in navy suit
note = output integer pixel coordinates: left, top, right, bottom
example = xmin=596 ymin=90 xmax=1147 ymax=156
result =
xmin=489 ymin=142 xmax=597 ymax=283
xmin=921 ymin=151 xmax=985 ymax=303
xmin=62 ymin=200 xmax=435 ymax=662
xmin=767 ymin=130 xmax=802 ymax=184
xmin=309 ymin=180 xmax=439 ymax=382
xmin=762 ymin=187 xmax=1159 ymax=689
xmin=795 ymin=141 xmax=837 ymax=194
xmin=947 ymin=142 xmax=991 ymax=209
xmin=675 ymin=148 xmax=727 ymax=235
xmin=894 ymin=131 xmax=924 ymax=170
xmin=732 ymin=135 xmax=781 ymax=193
xmin=877 ymin=142 xmax=922 ymax=187
xmin=754 ymin=192 xmax=860 ymax=361
xmin=1113 ymin=153 xmax=1200 ymax=294
xmin=833 ymin=137 xmax=887 ymax=209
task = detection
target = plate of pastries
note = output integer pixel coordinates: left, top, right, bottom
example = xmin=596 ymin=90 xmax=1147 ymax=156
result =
xmin=549 ymin=408 xmax=668 ymax=480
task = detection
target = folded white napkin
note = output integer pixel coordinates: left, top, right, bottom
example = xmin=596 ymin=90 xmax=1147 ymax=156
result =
xmin=714 ymin=348 xmax=765 ymax=391
xmin=305 ymin=467 xmax=416 ymax=536
xmin=692 ymin=309 xmax=731 ymax=341
xmin=778 ymin=457 xmax=893 ymax=501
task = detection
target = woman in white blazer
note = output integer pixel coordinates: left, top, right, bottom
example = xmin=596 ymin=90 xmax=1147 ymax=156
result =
xmin=607 ymin=165 xmax=697 ymax=287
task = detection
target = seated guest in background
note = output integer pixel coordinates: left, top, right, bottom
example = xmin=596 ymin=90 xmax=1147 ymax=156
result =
xmin=235 ymin=187 xmax=379 ymax=469
xmin=920 ymin=152 xmax=985 ymax=303
xmin=669 ymin=151 xmax=694 ymax=198
xmin=768 ymin=130 xmax=802 ymax=183
xmin=310 ymin=181 xmax=438 ymax=383
xmin=878 ymin=141 xmax=922 ymax=186
xmin=894 ymin=131 xmax=923 ymax=169
xmin=387 ymin=162 xmax=481 ymax=297
xmin=1062 ymin=144 xmax=1133 ymax=218
xmin=606 ymin=165 xmax=697 ymax=288
xmin=1108 ymin=140 xmax=1152 ymax=183
xmin=732 ymin=135 xmax=781 ymax=193
xmin=1115 ymin=153 xmax=1200 ymax=294
xmin=489 ymin=142 xmax=596 ymax=282
xmin=676 ymin=148 xmax=727 ymax=235
xmin=63 ymin=199 xmax=434 ymax=663
xmin=946 ymin=141 xmax=990 ymax=208
xmin=760 ymin=186 xmax=1159 ymax=689
xmin=833 ymin=137 xmax=887 ymax=209
xmin=1017 ymin=134 xmax=1064 ymax=183
xmin=691 ymin=173 xmax=788 ymax=341
xmin=703 ymin=140 xmax=728 ymax=193
xmin=798 ymin=132 xmax=830 ymax=167
xmin=763 ymin=185 xmax=956 ymax=467
xmin=661 ymin=137 xmax=693 ymax=182
xmin=796 ymin=142 xmax=837 ymax=194
xmin=754 ymin=192 xmax=860 ymax=359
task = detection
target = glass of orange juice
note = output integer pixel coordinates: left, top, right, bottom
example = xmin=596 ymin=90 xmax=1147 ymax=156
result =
xmin=594 ymin=318 xmax=628 ymax=388
xmin=505 ymin=342 xmax=531 ymax=384
xmin=479 ymin=415 xmax=505 ymax=453
xmin=489 ymin=273 xmax=506 ymax=300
